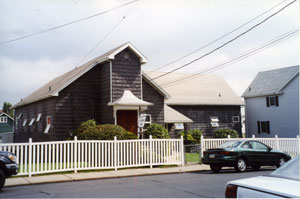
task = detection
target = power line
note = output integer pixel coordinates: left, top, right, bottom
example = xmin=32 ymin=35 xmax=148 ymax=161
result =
xmin=151 ymin=0 xmax=297 ymax=81
xmin=147 ymin=0 xmax=289 ymax=74
xmin=0 ymin=0 xmax=138 ymax=45
xmin=159 ymin=28 xmax=298 ymax=88
xmin=75 ymin=1 xmax=140 ymax=67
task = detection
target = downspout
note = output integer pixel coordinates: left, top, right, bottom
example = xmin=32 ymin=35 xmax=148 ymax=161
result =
xmin=109 ymin=60 xmax=113 ymax=103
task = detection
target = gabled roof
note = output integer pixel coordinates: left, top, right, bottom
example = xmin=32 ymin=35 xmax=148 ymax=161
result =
xmin=145 ymin=72 xmax=244 ymax=106
xmin=164 ymin=105 xmax=193 ymax=123
xmin=0 ymin=112 xmax=14 ymax=121
xmin=242 ymin=65 xmax=299 ymax=98
xmin=12 ymin=43 xmax=148 ymax=109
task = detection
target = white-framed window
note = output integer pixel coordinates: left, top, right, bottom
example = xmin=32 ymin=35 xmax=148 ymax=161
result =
xmin=0 ymin=117 xmax=7 ymax=123
xmin=232 ymin=116 xmax=240 ymax=123
xmin=22 ymin=119 xmax=27 ymax=126
xmin=36 ymin=113 xmax=42 ymax=122
xmin=17 ymin=113 xmax=22 ymax=119
xmin=174 ymin=123 xmax=184 ymax=130
xmin=44 ymin=116 xmax=51 ymax=133
xmin=138 ymin=114 xmax=151 ymax=131
xmin=29 ymin=118 xmax=35 ymax=126
xmin=210 ymin=116 xmax=219 ymax=127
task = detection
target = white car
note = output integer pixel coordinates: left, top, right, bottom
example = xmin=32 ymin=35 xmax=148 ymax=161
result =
xmin=225 ymin=155 xmax=299 ymax=198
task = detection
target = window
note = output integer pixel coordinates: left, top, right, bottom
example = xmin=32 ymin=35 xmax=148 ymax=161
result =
xmin=29 ymin=118 xmax=35 ymax=126
xmin=17 ymin=113 xmax=22 ymax=119
xmin=44 ymin=116 xmax=51 ymax=133
xmin=36 ymin=113 xmax=42 ymax=122
xmin=0 ymin=117 xmax=7 ymax=123
xmin=232 ymin=116 xmax=240 ymax=123
xmin=250 ymin=141 xmax=268 ymax=150
xmin=174 ymin=123 xmax=184 ymax=130
xmin=266 ymin=96 xmax=279 ymax=107
xmin=257 ymin=121 xmax=270 ymax=134
xmin=139 ymin=114 xmax=151 ymax=131
xmin=241 ymin=142 xmax=252 ymax=149
xmin=22 ymin=119 xmax=27 ymax=126
xmin=210 ymin=116 xmax=219 ymax=127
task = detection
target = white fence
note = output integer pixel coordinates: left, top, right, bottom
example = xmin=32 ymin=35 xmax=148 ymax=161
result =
xmin=0 ymin=136 xmax=184 ymax=177
xmin=200 ymin=135 xmax=300 ymax=158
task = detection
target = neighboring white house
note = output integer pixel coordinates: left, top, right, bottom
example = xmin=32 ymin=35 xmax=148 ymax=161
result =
xmin=242 ymin=65 xmax=299 ymax=138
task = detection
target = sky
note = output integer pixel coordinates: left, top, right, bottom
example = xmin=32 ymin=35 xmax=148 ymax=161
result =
xmin=0 ymin=0 xmax=299 ymax=108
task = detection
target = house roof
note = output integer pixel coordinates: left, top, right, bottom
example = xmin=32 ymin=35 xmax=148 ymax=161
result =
xmin=0 ymin=112 xmax=14 ymax=121
xmin=108 ymin=90 xmax=153 ymax=106
xmin=145 ymin=72 xmax=244 ymax=106
xmin=12 ymin=43 xmax=148 ymax=109
xmin=242 ymin=65 xmax=299 ymax=98
xmin=164 ymin=105 xmax=193 ymax=123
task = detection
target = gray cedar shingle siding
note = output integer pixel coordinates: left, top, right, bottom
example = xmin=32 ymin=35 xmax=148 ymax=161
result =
xmin=112 ymin=48 xmax=142 ymax=101
xmin=170 ymin=105 xmax=242 ymax=137
xmin=142 ymin=79 xmax=164 ymax=124
xmin=14 ymin=97 xmax=56 ymax=142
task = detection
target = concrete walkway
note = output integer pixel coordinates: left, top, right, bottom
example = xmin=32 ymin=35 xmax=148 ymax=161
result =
xmin=5 ymin=164 xmax=210 ymax=187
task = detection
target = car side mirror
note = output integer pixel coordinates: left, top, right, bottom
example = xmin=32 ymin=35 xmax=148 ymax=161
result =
xmin=268 ymin=147 xmax=272 ymax=151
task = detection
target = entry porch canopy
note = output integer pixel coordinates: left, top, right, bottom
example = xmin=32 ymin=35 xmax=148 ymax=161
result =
xmin=108 ymin=90 xmax=153 ymax=118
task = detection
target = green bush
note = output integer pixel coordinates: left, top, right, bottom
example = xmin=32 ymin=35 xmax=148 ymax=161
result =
xmin=213 ymin=128 xmax=239 ymax=138
xmin=73 ymin=120 xmax=138 ymax=140
xmin=144 ymin=123 xmax=170 ymax=139
xmin=180 ymin=129 xmax=202 ymax=144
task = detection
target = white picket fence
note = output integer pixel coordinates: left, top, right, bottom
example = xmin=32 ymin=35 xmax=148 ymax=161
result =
xmin=0 ymin=136 xmax=184 ymax=177
xmin=200 ymin=134 xmax=300 ymax=158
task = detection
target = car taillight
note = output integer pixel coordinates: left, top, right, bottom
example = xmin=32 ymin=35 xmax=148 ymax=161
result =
xmin=203 ymin=151 xmax=207 ymax=156
xmin=219 ymin=151 xmax=230 ymax=155
xmin=225 ymin=184 xmax=237 ymax=198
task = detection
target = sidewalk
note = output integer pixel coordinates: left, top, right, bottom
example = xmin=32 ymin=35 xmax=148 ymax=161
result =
xmin=5 ymin=164 xmax=210 ymax=187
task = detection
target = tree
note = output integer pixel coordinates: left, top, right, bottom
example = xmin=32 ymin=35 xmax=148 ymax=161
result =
xmin=2 ymin=102 xmax=13 ymax=117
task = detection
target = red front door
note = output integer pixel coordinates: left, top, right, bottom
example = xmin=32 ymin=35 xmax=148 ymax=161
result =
xmin=117 ymin=110 xmax=138 ymax=135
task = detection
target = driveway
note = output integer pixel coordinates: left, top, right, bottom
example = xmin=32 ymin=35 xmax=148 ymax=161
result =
xmin=1 ymin=167 xmax=275 ymax=198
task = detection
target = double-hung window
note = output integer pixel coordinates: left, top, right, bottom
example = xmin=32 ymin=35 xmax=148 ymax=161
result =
xmin=257 ymin=121 xmax=270 ymax=134
xmin=266 ymin=96 xmax=279 ymax=107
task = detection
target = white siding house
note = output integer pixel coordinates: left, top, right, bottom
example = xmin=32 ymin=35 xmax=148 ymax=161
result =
xmin=242 ymin=66 xmax=299 ymax=138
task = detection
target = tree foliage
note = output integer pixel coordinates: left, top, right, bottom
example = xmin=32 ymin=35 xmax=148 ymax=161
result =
xmin=144 ymin=123 xmax=170 ymax=139
xmin=2 ymin=102 xmax=13 ymax=117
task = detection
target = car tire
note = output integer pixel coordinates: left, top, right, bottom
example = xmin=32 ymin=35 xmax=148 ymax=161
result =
xmin=210 ymin=164 xmax=221 ymax=173
xmin=0 ymin=169 xmax=5 ymax=191
xmin=251 ymin=165 xmax=260 ymax=171
xmin=276 ymin=157 xmax=287 ymax=168
xmin=235 ymin=158 xmax=247 ymax=172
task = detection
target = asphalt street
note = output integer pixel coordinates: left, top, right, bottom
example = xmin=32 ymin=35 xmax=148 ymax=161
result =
xmin=1 ymin=167 xmax=275 ymax=198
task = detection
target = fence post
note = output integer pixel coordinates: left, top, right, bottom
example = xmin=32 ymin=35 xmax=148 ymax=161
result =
xmin=200 ymin=135 xmax=204 ymax=159
xmin=150 ymin=135 xmax=152 ymax=168
xmin=114 ymin=136 xmax=117 ymax=171
xmin=275 ymin=135 xmax=279 ymax=150
xmin=252 ymin=134 xmax=255 ymax=139
xmin=180 ymin=136 xmax=184 ymax=166
xmin=28 ymin=138 xmax=32 ymax=177
xmin=74 ymin=136 xmax=77 ymax=173
xmin=227 ymin=134 xmax=231 ymax=140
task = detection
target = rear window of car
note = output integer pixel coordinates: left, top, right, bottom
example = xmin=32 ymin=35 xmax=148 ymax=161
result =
xmin=270 ymin=155 xmax=299 ymax=181
xmin=218 ymin=141 xmax=242 ymax=148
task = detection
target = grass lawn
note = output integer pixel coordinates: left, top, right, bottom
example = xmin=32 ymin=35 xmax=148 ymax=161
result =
xmin=185 ymin=153 xmax=200 ymax=163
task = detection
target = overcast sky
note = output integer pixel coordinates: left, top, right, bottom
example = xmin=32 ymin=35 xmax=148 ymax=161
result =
xmin=0 ymin=0 xmax=299 ymax=108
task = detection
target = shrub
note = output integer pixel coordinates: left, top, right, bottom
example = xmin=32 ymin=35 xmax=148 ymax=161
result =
xmin=74 ymin=120 xmax=137 ymax=140
xmin=180 ymin=129 xmax=203 ymax=144
xmin=213 ymin=128 xmax=239 ymax=138
xmin=144 ymin=123 xmax=170 ymax=139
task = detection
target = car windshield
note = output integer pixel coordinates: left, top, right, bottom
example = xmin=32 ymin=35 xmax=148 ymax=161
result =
xmin=270 ymin=155 xmax=299 ymax=181
xmin=218 ymin=141 xmax=242 ymax=148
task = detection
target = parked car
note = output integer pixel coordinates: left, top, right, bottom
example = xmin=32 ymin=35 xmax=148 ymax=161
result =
xmin=0 ymin=151 xmax=18 ymax=190
xmin=225 ymin=155 xmax=299 ymax=198
xmin=201 ymin=140 xmax=291 ymax=172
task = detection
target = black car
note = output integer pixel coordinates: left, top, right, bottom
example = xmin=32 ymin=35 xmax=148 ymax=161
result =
xmin=201 ymin=140 xmax=291 ymax=173
xmin=0 ymin=151 xmax=18 ymax=190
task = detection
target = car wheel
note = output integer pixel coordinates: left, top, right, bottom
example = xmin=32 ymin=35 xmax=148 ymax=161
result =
xmin=235 ymin=158 xmax=247 ymax=172
xmin=0 ymin=169 xmax=5 ymax=191
xmin=252 ymin=165 xmax=260 ymax=171
xmin=210 ymin=164 xmax=221 ymax=173
xmin=276 ymin=157 xmax=287 ymax=168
